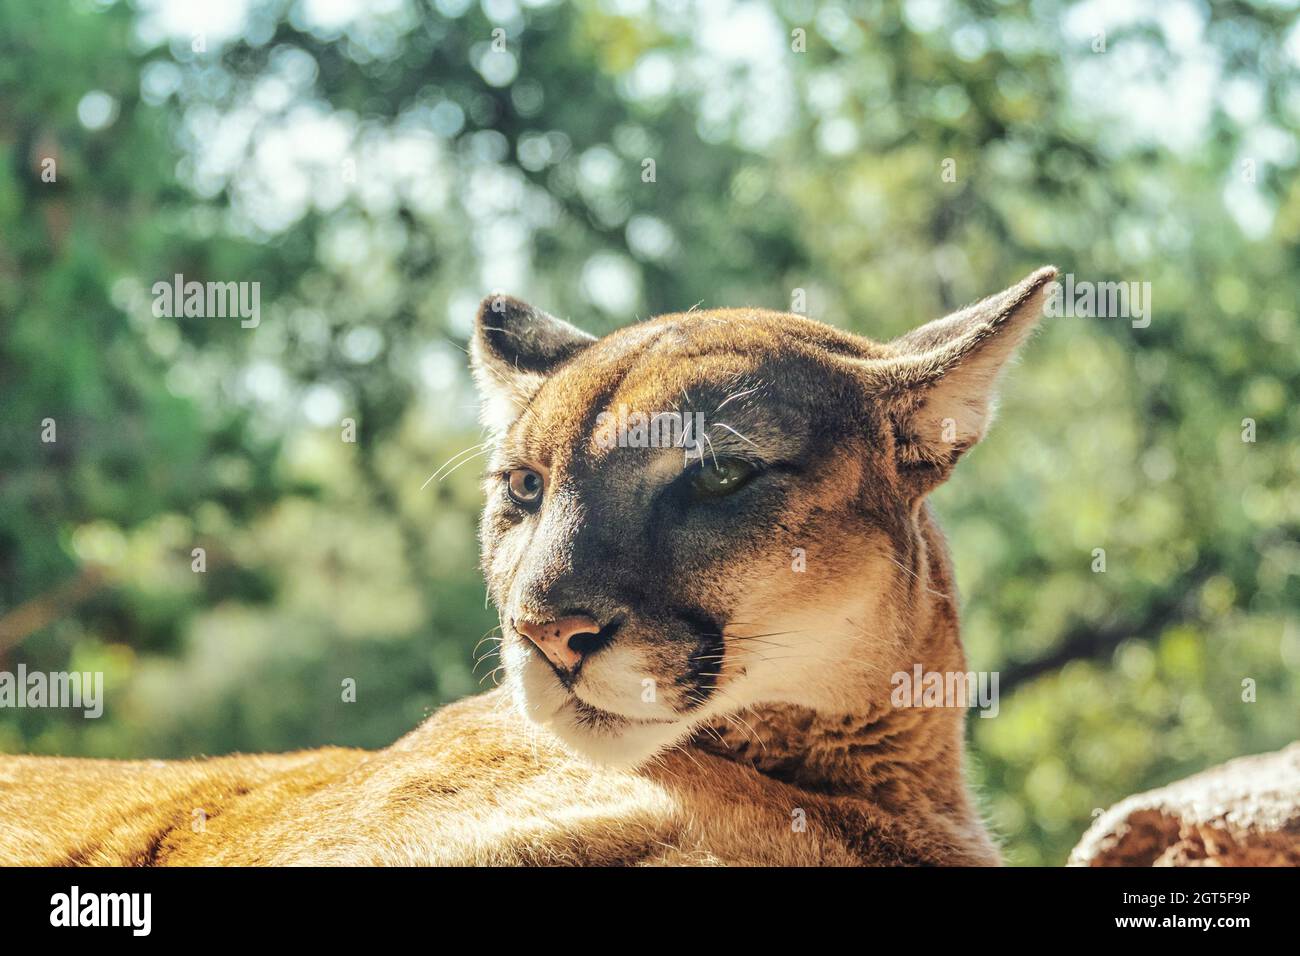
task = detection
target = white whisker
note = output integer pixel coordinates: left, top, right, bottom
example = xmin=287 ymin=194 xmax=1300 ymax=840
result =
xmin=714 ymin=385 xmax=761 ymax=413
xmin=711 ymin=422 xmax=758 ymax=448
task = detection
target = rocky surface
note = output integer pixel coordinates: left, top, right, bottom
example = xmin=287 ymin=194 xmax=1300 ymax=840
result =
xmin=1069 ymin=742 xmax=1300 ymax=866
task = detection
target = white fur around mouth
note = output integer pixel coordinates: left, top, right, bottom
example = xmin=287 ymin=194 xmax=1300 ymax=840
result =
xmin=506 ymin=639 xmax=720 ymax=766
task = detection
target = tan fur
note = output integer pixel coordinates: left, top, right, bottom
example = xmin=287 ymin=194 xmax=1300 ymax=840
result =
xmin=0 ymin=269 xmax=1056 ymax=866
xmin=2 ymin=690 xmax=990 ymax=865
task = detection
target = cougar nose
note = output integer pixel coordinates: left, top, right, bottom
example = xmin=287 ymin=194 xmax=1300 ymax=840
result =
xmin=515 ymin=614 xmax=606 ymax=672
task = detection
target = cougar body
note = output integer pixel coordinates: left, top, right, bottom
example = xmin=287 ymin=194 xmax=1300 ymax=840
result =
xmin=0 ymin=268 xmax=1057 ymax=866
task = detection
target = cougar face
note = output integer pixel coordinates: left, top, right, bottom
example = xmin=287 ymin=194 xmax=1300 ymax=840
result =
xmin=472 ymin=269 xmax=1055 ymax=766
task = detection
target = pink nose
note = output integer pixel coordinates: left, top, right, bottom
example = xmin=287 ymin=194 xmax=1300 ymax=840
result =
xmin=515 ymin=615 xmax=602 ymax=672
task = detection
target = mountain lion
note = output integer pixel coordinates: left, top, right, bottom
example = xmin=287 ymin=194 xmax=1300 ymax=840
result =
xmin=0 ymin=267 xmax=1056 ymax=865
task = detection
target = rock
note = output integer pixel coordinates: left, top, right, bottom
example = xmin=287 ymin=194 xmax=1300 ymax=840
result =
xmin=1069 ymin=742 xmax=1300 ymax=866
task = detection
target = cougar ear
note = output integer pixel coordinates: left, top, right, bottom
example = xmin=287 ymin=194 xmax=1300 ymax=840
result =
xmin=860 ymin=267 xmax=1057 ymax=495
xmin=470 ymin=294 xmax=595 ymax=435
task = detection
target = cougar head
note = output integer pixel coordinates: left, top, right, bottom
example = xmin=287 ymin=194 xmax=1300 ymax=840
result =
xmin=471 ymin=268 xmax=1055 ymax=766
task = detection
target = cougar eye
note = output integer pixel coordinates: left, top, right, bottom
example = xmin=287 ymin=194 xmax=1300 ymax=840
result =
xmin=506 ymin=468 xmax=544 ymax=506
xmin=690 ymin=457 xmax=758 ymax=499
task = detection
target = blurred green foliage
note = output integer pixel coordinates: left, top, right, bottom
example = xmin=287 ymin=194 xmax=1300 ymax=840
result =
xmin=1 ymin=0 xmax=1297 ymax=865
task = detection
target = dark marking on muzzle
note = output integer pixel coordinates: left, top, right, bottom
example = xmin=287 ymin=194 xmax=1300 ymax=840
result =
xmin=676 ymin=610 xmax=726 ymax=711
